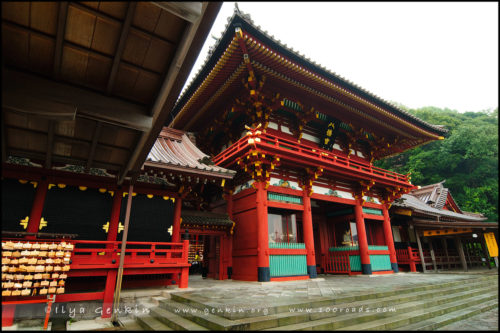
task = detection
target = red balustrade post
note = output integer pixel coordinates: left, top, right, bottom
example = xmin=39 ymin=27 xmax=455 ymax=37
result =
xmin=408 ymin=246 xmax=417 ymax=272
xmin=2 ymin=304 xmax=16 ymax=327
xmin=302 ymin=191 xmax=317 ymax=278
xmin=102 ymin=188 xmax=122 ymax=318
xmin=256 ymin=181 xmax=270 ymax=281
xmin=107 ymin=189 xmax=123 ymax=243
xmin=382 ymin=204 xmax=398 ymax=272
xmin=26 ymin=178 xmax=49 ymax=240
xmin=179 ymin=239 xmax=190 ymax=288
xmin=171 ymin=197 xmax=182 ymax=243
xmin=354 ymin=198 xmax=371 ymax=274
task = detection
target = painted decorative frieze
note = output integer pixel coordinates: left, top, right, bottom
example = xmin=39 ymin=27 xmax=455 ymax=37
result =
xmin=270 ymin=177 xmax=300 ymax=190
xmin=233 ymin=180 xmax=255 ymax=195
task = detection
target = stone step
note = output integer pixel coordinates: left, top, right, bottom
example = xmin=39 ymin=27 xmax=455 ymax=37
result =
xmin=396 ymin=299 xmax=498 ymax=331
xmin=149 ymin=306 xmax=209 ymax=331
xmin=339 ymin=292 xmax=498 ymax=331
xmin=135 ymin=314 xmax=173 ymax=331
xmin=160 ymin=280 xmax=497 ymax=331
xmin=117 ymin=316 xmax=144 ymax=331
xmin=169 ymin=275 xmax=497 ymax=320
xmin=265 ymin=286 xmax=497 ymax=331
xmin=158 ymin=299 xmax=232 ymax=330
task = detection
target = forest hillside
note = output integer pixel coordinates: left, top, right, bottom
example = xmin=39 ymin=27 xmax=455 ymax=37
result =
xmin=375 ymin=106 xmax=498 ymax=221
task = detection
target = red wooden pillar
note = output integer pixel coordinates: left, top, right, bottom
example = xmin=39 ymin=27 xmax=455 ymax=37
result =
xmin=172 ymin=197 xmax=182 ymax=243
xmin=302 ymin=192 xmax=317 ymax=278
xmin=354 ymin=199 xmax=372 ymax=274
xmin=225 ymin=190 xmax=233 ymax=279
xmin=102 ymin=189 xmax=123 ymax=318
xmin=382 ymin=204 xmax=399 ymax=272
xmin=255 ymin=181 xmax=270 ymax=281
xmin=26 ymin=179 xmax=49 ymax=240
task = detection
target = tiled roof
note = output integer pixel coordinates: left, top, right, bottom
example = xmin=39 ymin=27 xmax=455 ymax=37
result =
xmin=173 ymin=7 xmax=447 ymax=137
xmin=181 ymin=210 xmax=234 ymax=227
xmin=393 ymin=194 xmax=486 ymax=222
xmin=145 ymin=127 xmax=236 ymax=178
xmin=409 ymin=180 xmax=462 ymax=212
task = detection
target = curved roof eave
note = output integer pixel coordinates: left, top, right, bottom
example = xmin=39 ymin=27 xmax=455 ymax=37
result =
xmin=172 ymin=11 xmax=447 ymax=137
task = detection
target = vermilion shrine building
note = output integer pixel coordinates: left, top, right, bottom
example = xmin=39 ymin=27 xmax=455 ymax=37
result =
xmin=170 ymin=11 xmax=448 ymax=281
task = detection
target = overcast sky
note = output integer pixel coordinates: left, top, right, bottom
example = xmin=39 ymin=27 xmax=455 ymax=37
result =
xmin=183 ymin=2 xmax=498 ymax=113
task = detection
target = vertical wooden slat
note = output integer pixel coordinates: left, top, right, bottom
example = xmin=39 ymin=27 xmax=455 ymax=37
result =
xmin=53 ymin=2 xmax=68 ymax=79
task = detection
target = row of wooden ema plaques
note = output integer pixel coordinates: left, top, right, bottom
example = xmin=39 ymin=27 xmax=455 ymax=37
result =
xmin=2 ymin=241 xmax=74 ymax=297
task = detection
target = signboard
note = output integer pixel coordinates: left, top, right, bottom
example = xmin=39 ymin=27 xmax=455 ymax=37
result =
xmin=484 ymin=232 xmax=498 ymax=257
xmin=422 ymin=228 xmax=472 ymax=237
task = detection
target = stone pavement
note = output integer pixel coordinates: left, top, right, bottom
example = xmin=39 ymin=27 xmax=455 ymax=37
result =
xmin=437 ymin=307 xmax=499 ymax=331
xmin=171 ymin=269 xmax=497 ymax=312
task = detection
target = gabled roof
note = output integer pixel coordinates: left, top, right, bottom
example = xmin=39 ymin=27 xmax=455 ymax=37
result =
xmin=394 ymin=194 xmax=486 ymax=222
xmin=392 ymin=181 xmax=489 ymax=222
xmin=170 ymin=8 xmax=447 ymax=154
xmin=143 ymin=127 xmax=236 ymax=179
xmin=409 ymin=180 xmax=462 ymax=213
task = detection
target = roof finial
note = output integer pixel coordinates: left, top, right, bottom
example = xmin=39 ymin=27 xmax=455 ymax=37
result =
xmin=234 ymin=2 xmax=253 ymax=23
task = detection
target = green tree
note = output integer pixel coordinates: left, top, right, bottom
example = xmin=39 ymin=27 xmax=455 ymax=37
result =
xmin=375 ymin=107 xmax=498 ymax=221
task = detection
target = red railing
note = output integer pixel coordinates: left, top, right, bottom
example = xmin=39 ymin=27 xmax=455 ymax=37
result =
xmin=213 ymin=131 xmax=410 ymax=184
xmin=324 ymin=252 xmax=351 ymax=274
xmin=70 ymin=240 xmax=189 ymax=270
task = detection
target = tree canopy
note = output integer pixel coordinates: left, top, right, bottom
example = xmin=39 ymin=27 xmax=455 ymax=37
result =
xmin=375 ymin=106 xmax=498 ymax=221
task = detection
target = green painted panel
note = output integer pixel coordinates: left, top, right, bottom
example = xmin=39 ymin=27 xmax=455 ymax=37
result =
xmin=370 ymin=254 xmax=392 ymax=271
xmin=349 ymin=255 xmax=361 ymax=271
xmin=329 ymin=245 xmax=388 ymax=252
xmin=362 ymin=208 xmax=383 ymax=215
xmin=269 ymin=242 xmax=306 ymax=249
xmin=269 ymin=255 xmax=307 ymax=277
xmin=267 ymin=192 xmax=302 ymax=204
xmin=368 ymin=245 xmax=389 ymax=251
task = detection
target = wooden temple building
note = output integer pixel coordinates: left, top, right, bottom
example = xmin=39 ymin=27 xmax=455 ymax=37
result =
xmin=390 ymin=181 xmax=498 ymax=272
xmin=169 ymin=10 xmax=450 ymax=282
xmin=3 ymin=2 xmax=497 ymax=327
xmin=1 ymin=1 xmax=225 ymax=325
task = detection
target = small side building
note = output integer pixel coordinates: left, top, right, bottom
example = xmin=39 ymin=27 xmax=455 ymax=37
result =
xmin=390 ymin=181 xmax=498 ymax=272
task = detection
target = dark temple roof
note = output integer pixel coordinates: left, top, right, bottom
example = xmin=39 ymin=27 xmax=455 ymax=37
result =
xmin=171 ymin=8 xmax=448 ymax=138
xmin=181 ymin=210 xmax=234 ymax=227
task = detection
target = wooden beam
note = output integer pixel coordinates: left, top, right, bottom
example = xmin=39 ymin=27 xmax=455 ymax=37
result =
xmin=3 ymin=69 xmax=152 ymax=132
xmin=152 ymin=2 xmax=203 ymax=23
xmin=3 ymin=92 xmax=76 ymax=120
xmin=85 ymin=122 xmax=102 ymax=172
xmin=45 ymin=121 xmax=55 ymax=169
xmin=455 ymin=236 xmax=468 ymax=272
xmin=428 ymin=238 xmax=438 ymax=272
xmin=117 ymin=3 xmax=213 ymax=185
xmin=53 ymin=2 xmax=69 ymax=79
xmin=107 ymin=2 xmax=136 ymax=94
xmin=5 ymin=123 xmax=131 ymax=153
xmin=415 ymin=229 xmax=427 ymax=273
xmin=8 ymin=148 xmax=122 ymax=171
xmin=1 ymin=108 xmax=7 ymax=163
